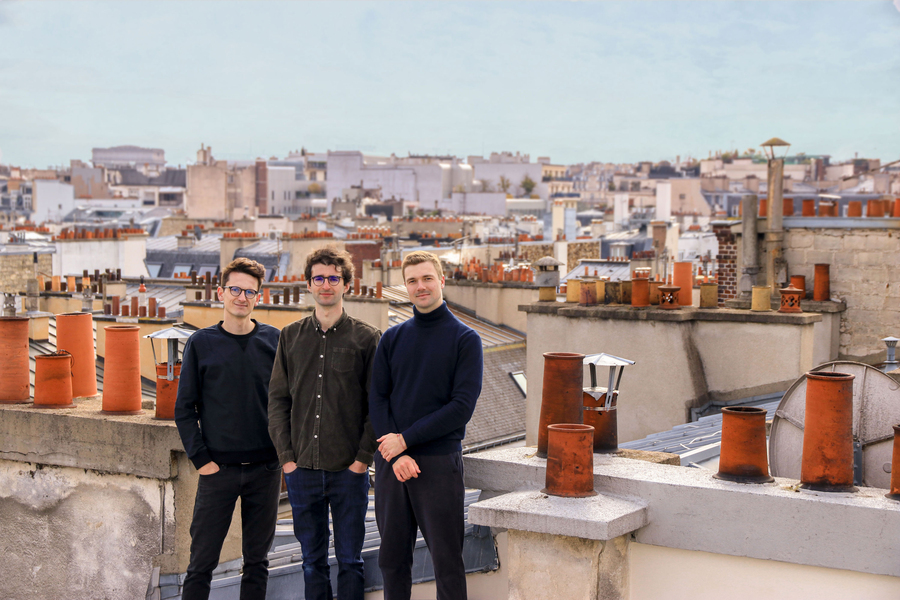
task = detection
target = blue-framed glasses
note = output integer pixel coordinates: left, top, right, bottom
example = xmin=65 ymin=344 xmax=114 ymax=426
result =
xmin=226 ymin=286 xmax=258 ymax=299
xmin=311 ymin=275 xmax=343 ymax=286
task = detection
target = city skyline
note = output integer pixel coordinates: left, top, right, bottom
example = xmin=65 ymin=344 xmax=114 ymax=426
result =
xmin=2 ymin=1 xmax=899 ymax=168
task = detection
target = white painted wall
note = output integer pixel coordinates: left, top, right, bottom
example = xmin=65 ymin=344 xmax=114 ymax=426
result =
xmin=655 ymin=181 xmax=672 ymax=221
xmin=32 ymin=179 xmax=75 ymax=224
xmin=630 ymin=544 xmax=900 ymax=600
xmin=53 ymin=238 xmax=149 ymax=278
xmin=443 ymin=192 xmax=508 ymax=215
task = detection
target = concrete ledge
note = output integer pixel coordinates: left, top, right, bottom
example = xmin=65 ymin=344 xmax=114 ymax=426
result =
xmin=464 ymin=446 xmax=900 ymax=578
xmin=469 ymin=490 xmax=648 ymax=541
xmin=519 ymin=302 xmax=823 ymax=325
xmin=446 ymin=279 xmax=538 ymax=290
xmin=0 ymin=396 xmax=183 ymax=479
xmin=726 ymin=297 xmax=846 ymax=314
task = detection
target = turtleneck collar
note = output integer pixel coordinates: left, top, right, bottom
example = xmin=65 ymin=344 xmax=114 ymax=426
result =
xmin=412 ymin=301 xmax=452 ymax=326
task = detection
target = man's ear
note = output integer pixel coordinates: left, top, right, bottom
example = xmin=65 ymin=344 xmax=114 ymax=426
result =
xmin=216 ymin=287 xmax=225 ymax=301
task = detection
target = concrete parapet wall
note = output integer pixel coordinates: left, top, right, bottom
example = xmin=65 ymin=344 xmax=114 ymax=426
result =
xmin=444 ymin=279 xmax=536 ymax=332
xmin=465 ymin=446 xmax=900 ymax=581
xmin=520 ymin=303 xmax=820 ymax=444
xmin=0 ymin=396 xmax=242 ymax=595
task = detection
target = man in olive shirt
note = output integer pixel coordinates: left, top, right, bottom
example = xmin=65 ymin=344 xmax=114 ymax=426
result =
xmin=268 ymin=247 xmax=381 ymax=600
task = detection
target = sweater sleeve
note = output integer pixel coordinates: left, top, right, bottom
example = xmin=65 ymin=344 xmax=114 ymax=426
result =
xmin=368 ymin=331 xmax=395 ymax=439
xmin=400 ymin=328 xmax=483 ymax=449
xmin=355 ymin=328 xmax=382 ymax=465
xmin=267 ymin=327 xmax=294 ymax=466
xmin=174 ymin=334 xmax=213 ymax=470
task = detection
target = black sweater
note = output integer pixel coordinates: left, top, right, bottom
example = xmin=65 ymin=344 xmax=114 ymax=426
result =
xmin=369 ymin=302 xmax=483 ymax=457
xmin=175 ymin=320 xmax=280 ymax=469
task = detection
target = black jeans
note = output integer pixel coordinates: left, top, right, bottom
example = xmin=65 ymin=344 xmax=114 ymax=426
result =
xmin=374 ymin=452 xmax=466 ymax=600
xmin=182 ymin=461 xmax=283 ymax=600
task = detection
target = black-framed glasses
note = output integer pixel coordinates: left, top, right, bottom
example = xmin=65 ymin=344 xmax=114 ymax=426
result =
xmin=311 ymin=275 xmax=343 ymax=287
xmin=226 ymin=286 xmax=258 ymax=299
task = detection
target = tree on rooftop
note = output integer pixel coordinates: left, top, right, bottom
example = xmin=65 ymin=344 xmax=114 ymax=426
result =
xmin=308 ymin=182 xmax=322 ymax=195
xmin=498 ymin=176 xmax=511 ymax=193
xmin=520 ymin=175 xmax=536 ymax=196
xmin=479 ymin=179 xmax=492 ymax=192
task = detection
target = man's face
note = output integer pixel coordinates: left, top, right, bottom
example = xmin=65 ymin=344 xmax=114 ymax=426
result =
xmin=217 ymin=271 xmax=260 ymax=320
xmin=404 ymin=261 xmax=444 ymax=314
xmin=309 ymin=263 xmax=349 ymax=309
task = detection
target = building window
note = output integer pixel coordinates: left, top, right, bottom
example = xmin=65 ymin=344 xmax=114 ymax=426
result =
xmin=172 ymin=263 xmax=193 ymax=277
xmin=679 ymin=194 xmax=686 ymax=200
xmin=145 ymin=263 xmax=163 ymax=277
xmin=509 ymin=371 xmax=527 ymax=397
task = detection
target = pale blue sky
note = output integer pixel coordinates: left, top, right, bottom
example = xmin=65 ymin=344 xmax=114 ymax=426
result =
xmin=1 ymin=1 xmax=899 ymax=168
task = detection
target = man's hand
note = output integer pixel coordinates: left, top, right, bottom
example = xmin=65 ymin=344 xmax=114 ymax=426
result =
xmin=348 ymin=460 xmax=369 ymax=474
xmin=198 ymin=461 xmax=220 ymax=475
xmin=377 ymin=433 xmax=407 ymax=462
xmin=392 ymin=455 xmax=420 ymax=482
xmin=282 ymin=461 xmax=297 ymax=474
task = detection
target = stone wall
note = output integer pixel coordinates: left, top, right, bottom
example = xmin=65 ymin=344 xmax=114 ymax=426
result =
xmin=517 ymin=243 xmax=554 ymax=263
xmin=713 ymin=223 xmax=737 ymax=307
xmin=0 ymin=253 xmax=53 ymax=294
xmin=784 ymin=227 xmax=900 ymax=361
xmin=567 ymin=241 xmax=601 ymax=271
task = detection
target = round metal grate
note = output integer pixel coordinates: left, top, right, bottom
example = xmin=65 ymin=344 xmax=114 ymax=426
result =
xmin=769 ymin=361 xmax=900 ymax=489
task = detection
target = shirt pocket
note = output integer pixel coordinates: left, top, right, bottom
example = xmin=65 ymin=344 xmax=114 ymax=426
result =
xmin=332 ymin=347 xmax=356 ymax=373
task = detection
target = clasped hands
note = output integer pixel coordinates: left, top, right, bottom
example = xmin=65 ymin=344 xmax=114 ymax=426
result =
xmin=377 ymin=432 xmax=420 ymax=482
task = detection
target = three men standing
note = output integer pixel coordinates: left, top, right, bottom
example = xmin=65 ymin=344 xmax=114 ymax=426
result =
xmin=268 ymin=247 xmax=382 ymax=600
xmin=175 ymin=257 xmax=283 ymax=600
xmin=369 ymin=250 xmax=483 ymax=600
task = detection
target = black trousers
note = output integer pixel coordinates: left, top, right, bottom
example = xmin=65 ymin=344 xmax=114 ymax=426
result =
xmin=182 ymin=461 xmax=283 ymax=600
xmin=374 ymin=451 xmax=467 ymax=600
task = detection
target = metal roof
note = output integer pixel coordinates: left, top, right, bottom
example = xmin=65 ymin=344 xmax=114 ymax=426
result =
xmin=146 ymin=235 xmax=222 ymax=253
xmin=124 ymin=283 xmax=186 ymax=318
xmin=619 ymin=395 xmax=783 ymax=467
xmin=561 ymin=259 xmax=631 ymax=283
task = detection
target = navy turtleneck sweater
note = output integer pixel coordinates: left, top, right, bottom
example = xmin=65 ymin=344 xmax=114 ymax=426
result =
xmin=369 ymin=301 xmax=483 ymax=457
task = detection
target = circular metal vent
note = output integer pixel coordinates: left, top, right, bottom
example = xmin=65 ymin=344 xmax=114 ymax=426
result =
xmin=769 ymin=361 xmax=900 ymax=489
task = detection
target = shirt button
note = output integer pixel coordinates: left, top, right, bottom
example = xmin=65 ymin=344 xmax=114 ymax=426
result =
xmin=320 ymin=355 xmax=323 ymax=358
xmin=318 ymin=374 xmax=322 ymax=378
xmin=317 ymin=394 xmax=321 ymax=398
xmin=316 ymin=415 xmax=319 ymax=418
xmin=314 ymin=435 xmax=318 ymax=438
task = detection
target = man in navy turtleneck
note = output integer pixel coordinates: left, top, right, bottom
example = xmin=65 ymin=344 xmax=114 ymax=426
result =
xmin=369 ymin=250 xmax=483 ymax=600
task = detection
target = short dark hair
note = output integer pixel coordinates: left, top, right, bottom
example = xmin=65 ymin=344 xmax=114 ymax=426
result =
xmin=304 ymin=246 xmax=355 ymax=285
xmin=221 ymin=257 xmax=265 ymax=289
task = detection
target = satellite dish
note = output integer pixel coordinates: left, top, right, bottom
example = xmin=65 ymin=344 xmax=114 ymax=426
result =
xmin=769 ymin=361 xmax=900 ymax=489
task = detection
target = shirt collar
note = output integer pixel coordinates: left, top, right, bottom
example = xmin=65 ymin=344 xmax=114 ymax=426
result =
xmin=312 ymin=308 xmax=349 ymax=333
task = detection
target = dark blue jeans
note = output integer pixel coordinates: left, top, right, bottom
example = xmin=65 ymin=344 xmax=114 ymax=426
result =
xmin=182 ymin=461 xmax=283 ymax=600
xmin=285 ymin=466 xmax=370 ymax=600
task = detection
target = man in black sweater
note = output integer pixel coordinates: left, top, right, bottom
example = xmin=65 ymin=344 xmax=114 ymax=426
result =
xmin=369 ymin=251 xmax=483 ymax=600
xmin=175 ymin=257 xmax=282 ymax=600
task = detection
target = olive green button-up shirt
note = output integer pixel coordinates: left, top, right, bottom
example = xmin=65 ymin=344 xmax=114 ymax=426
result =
xmin=268 ymin=310 xmax=381 ymax=471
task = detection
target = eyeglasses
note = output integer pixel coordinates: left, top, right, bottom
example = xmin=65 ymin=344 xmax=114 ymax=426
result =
xmin=226 ymin=286 xmax=258 ymax=299
xmin=311 ymin=275 xmax=343 ymax=287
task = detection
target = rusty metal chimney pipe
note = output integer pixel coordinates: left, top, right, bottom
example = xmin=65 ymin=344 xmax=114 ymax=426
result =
xmin=800 ymin=371 xmax=857 ymax=493
xmin=886 ymin=425 xmax=900 ymax=501
xmin=536 ymin=352 xmax=585 ymax=458
xmin=714 ymin=406 xmax=774 ymax=484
